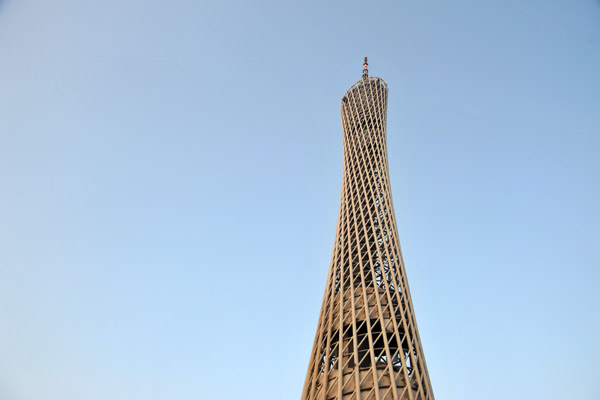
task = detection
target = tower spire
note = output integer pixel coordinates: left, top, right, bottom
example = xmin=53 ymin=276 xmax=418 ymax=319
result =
xmin=362 ymin=56 xmax=369 ymax=80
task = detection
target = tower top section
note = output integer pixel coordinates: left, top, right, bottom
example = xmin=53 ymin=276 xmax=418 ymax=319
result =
xmin=362 ymin=57 xmax=368 ymax=80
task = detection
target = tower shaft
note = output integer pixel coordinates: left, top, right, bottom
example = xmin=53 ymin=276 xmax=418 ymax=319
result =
xmin=302 ymin=70 xmax=434 ymax=400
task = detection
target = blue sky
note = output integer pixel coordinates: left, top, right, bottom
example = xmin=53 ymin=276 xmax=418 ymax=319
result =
xmin=0 ymin=1 xmax=598 ymax=399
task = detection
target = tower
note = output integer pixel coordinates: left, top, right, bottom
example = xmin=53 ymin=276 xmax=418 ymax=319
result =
xmin=301 ymin=59 xmax=434 ymax=400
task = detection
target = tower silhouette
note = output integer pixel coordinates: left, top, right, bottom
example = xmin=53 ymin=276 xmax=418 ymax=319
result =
xmin=301 ymin=59 xmax=434 ymax=400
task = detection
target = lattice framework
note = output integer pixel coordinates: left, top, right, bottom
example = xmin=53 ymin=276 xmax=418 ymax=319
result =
xmin=301 ymin=63 xmax=434 ymax=400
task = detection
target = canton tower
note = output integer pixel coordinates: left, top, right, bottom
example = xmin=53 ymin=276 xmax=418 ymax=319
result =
xmin=301 ymin=59 xmax=434 ymax=400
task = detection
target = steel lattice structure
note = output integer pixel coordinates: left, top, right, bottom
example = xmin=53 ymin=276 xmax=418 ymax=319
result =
xmin=301 ymin=59 xmax=434 ymax=400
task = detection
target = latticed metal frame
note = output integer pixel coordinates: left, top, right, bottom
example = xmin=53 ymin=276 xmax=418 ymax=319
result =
xmin=301 ymin=67 xmax=434 ymax=400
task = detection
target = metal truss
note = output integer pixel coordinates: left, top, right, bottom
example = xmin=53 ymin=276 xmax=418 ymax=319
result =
xmin=301 ymin=60 xmax=434 ymax=400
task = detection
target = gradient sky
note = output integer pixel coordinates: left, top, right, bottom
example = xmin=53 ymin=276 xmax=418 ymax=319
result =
xmin=1 ymin=1 xmax=599 ymax=399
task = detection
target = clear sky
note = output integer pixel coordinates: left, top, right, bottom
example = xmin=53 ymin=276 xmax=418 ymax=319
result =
xmin=0 ymin=1 xmax=598 ymax=399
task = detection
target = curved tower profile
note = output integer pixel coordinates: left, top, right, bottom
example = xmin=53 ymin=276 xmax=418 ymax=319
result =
xmin=301 ymin=59 xmax=434 ymax=400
